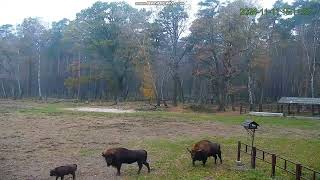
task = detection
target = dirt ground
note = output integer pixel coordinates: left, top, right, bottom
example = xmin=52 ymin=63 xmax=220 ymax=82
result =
xmin=0 ymin=101 xmax=245 ymax=180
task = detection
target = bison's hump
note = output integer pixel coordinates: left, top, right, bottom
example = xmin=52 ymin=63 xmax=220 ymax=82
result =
xmin=103 ymin=147 xmax=129 ymax=156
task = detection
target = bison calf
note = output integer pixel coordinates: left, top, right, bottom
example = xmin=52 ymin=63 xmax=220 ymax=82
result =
xmin=187 ymin=140 xmax=222 ymax=166
xmin=102 ymin=147 xmax=150 ymax=176
xmin=50 ymin=164 xmax=77 ymax=180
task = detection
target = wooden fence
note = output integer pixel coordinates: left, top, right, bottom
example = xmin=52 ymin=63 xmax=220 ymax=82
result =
xmin=237 ymin=141 xmax=320 ymax=180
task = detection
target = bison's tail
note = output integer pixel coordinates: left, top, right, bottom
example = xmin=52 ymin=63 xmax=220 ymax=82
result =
xmin=143 ymin=150 xmax=148 ymax=161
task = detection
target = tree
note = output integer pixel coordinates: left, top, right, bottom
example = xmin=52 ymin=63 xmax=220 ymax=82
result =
xmin=191 ymin=0 xmax=253 ymax=111
xmin=156 ymin=4 xmax=191 ymax=106
xmin=17 ymin=18 xmax=46 ymax=99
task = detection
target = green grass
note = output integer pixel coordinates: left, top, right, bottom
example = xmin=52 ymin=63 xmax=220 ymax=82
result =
xmin=129 ymin=111 xmax=320 ymax=129
xmin=18 ymin=103 xmax=320 ymax=130
xmin=124 ymin=137 xmax=320 ymax=179
xmin=79 ymin=148 xmax=99 ymax=157
xmin=18 ymin=103 xmax=66 ymax=114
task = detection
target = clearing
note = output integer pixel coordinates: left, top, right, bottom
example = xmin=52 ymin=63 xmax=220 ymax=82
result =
xmin=0 ymin=100 xmax=319 ymax=180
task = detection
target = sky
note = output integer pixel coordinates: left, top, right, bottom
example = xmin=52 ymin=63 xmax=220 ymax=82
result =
xmin=0 ymin=0 xmax=294 ymax=26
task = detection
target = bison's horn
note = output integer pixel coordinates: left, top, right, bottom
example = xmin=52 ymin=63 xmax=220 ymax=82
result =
xmin=186 ymin=148 xmax=192 ymax=153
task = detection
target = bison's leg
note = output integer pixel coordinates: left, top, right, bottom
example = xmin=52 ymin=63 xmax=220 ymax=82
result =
xmin=202 ymin=157 xmax=207 ymax=166
xmin=213 ymin=155 xmax=217 ymax=164
xmin=218 ymin=151 xmax=222 ymax=164
xmin=56 ymin=177 xmax=58 ymax=180
xmin=192 ymin=159 xmax=195 ymax=166
xmin=72 ymin=172 xmax=76 ymax=180
xmin=143 ymin=162 xmax=151 ymax=173
xmin=137 ymin=162 xmax=143 ymax=174
xmin=116 ymin=164 xmax=122 ymax=176
xmin=61 ymin=176 xmax=64 ymax=180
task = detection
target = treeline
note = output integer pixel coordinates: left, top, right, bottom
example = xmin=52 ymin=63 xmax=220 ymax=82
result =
xmin=0 ymin=0 xmax=319 ymax=110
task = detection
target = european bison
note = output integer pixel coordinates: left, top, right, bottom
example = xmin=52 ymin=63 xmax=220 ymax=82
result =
xmin=187 ymin=140 xmax=222 ymax=166
xmin=102 ymin=147 xmax=151 ymax=176
xmin=50 ymin=164 xmax=77 ymax=180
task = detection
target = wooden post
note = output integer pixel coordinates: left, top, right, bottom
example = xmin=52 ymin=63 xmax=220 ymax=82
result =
xmin=297 ymin=104 xmax=300 ymax=114
xmin=313 ymin=171 xmax=316 ymax=180
xmin=284 ymin=160 xmax=287 ymax=170
xmin=259 ymin=104 xmax=262 ymax=112
xmin=271 ymin=154 xmax=276 ymax=177
xmin=237 ymin=141 xmax=241 ymax=161
xmin=277 ymin=104 xmax=280 ymax=113
xmin=296 ymin=164 xmax=302 ymax=180
xmin=312 ymin=105 xmax=315 ymax=116
xmin=288 ymin=104 xmax=291 ymax=115
xmin=251 ymin=147 xmax=256 ymax=169
xmin=281 ymin=105 xmax=283 ymax=113
xmin=240 ymin=104 xmax=243 ymax=114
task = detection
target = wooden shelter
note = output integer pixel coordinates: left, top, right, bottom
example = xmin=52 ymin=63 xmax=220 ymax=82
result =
xmin=278 ymin=97 xmax=320 ymax=116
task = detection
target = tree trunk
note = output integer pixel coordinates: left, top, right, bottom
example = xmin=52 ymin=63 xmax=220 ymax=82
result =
xmin=1 ymin=80 xmax=7 ymax=98
xmin=38 ymin=50 xmax=42 ymax=99
xmin=248 ymin=68 xmax=254 ymax=110
xmin=160 ymin=69 xmax=169 ymax=105
xmin=217 ymin=89 xmax=226 ymax=111
xmin=260 ymin=87 xmax=264 ymax=108
xmin=77 ymin=51 xmax=81 ymax=100
xmin=28 ymin=59 xmax=32 ymax=96
xmin=310 ymin=31 xmax=317 ymax=98
xmin=57 ymin=52 xmax=61 ymax=97
xmin=179 ymin=78 xmax=185 ymax=104
xmin=11 ymin=84 xmax=15 ymax=99
xmin=301 ymin=25 xmax=314 ymax=98
xmin=17 ymin=63 xmax=22 ymax=98
xmin=173 ymin=72 xmax=178 ymax=107
xmin=231 ymin=94 xmax=235 ymax=111
xmin=146 ymin=61 xmax=158 ymax=104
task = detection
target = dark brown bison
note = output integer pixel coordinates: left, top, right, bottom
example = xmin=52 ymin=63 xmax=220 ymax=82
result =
xmin=50 ymin=164 xmax=77 ymax=180
xmin=102 ymin=147 xmax=150 ymax=176
xmin=187 ymin=140 xmax=222 ymax=166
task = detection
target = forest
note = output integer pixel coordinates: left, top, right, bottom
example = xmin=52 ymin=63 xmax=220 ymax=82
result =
xmin=0 ymin=0 xmax=319 ymax=111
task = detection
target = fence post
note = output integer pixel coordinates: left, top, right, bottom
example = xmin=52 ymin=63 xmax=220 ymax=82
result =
xmin=259 ymin=104 xmax=262 ymax=112
xmin=251 ymin=147 xmax=256 ymax=169
xmin=271 ymin=154 xmax=276 ymax=177
xmin=237 ymin=141 xmax=241 ymax=161
xmin=296 ymin=164 xmax=302 ymax=180
xmin=312 ymin=105 xmax=315 ymax=116
xmin=240 ymin=104 xmax=243 ymax=114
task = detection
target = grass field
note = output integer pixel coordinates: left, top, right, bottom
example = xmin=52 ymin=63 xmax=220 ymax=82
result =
xmin=0 ymin=100 xmax=319 ymax=180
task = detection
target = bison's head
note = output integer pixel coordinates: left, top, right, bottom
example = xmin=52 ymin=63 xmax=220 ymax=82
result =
xmin=187 ymin=148 xmax=205 ymax=160
xmin=49 ymin=169 xmax=56 ymax=176
xmin=102 ymin=152 xmax=114 ymax=166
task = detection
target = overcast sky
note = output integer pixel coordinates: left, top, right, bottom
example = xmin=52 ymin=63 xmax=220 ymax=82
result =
xmin=0 ymin=0 xmax=294 ymax=26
